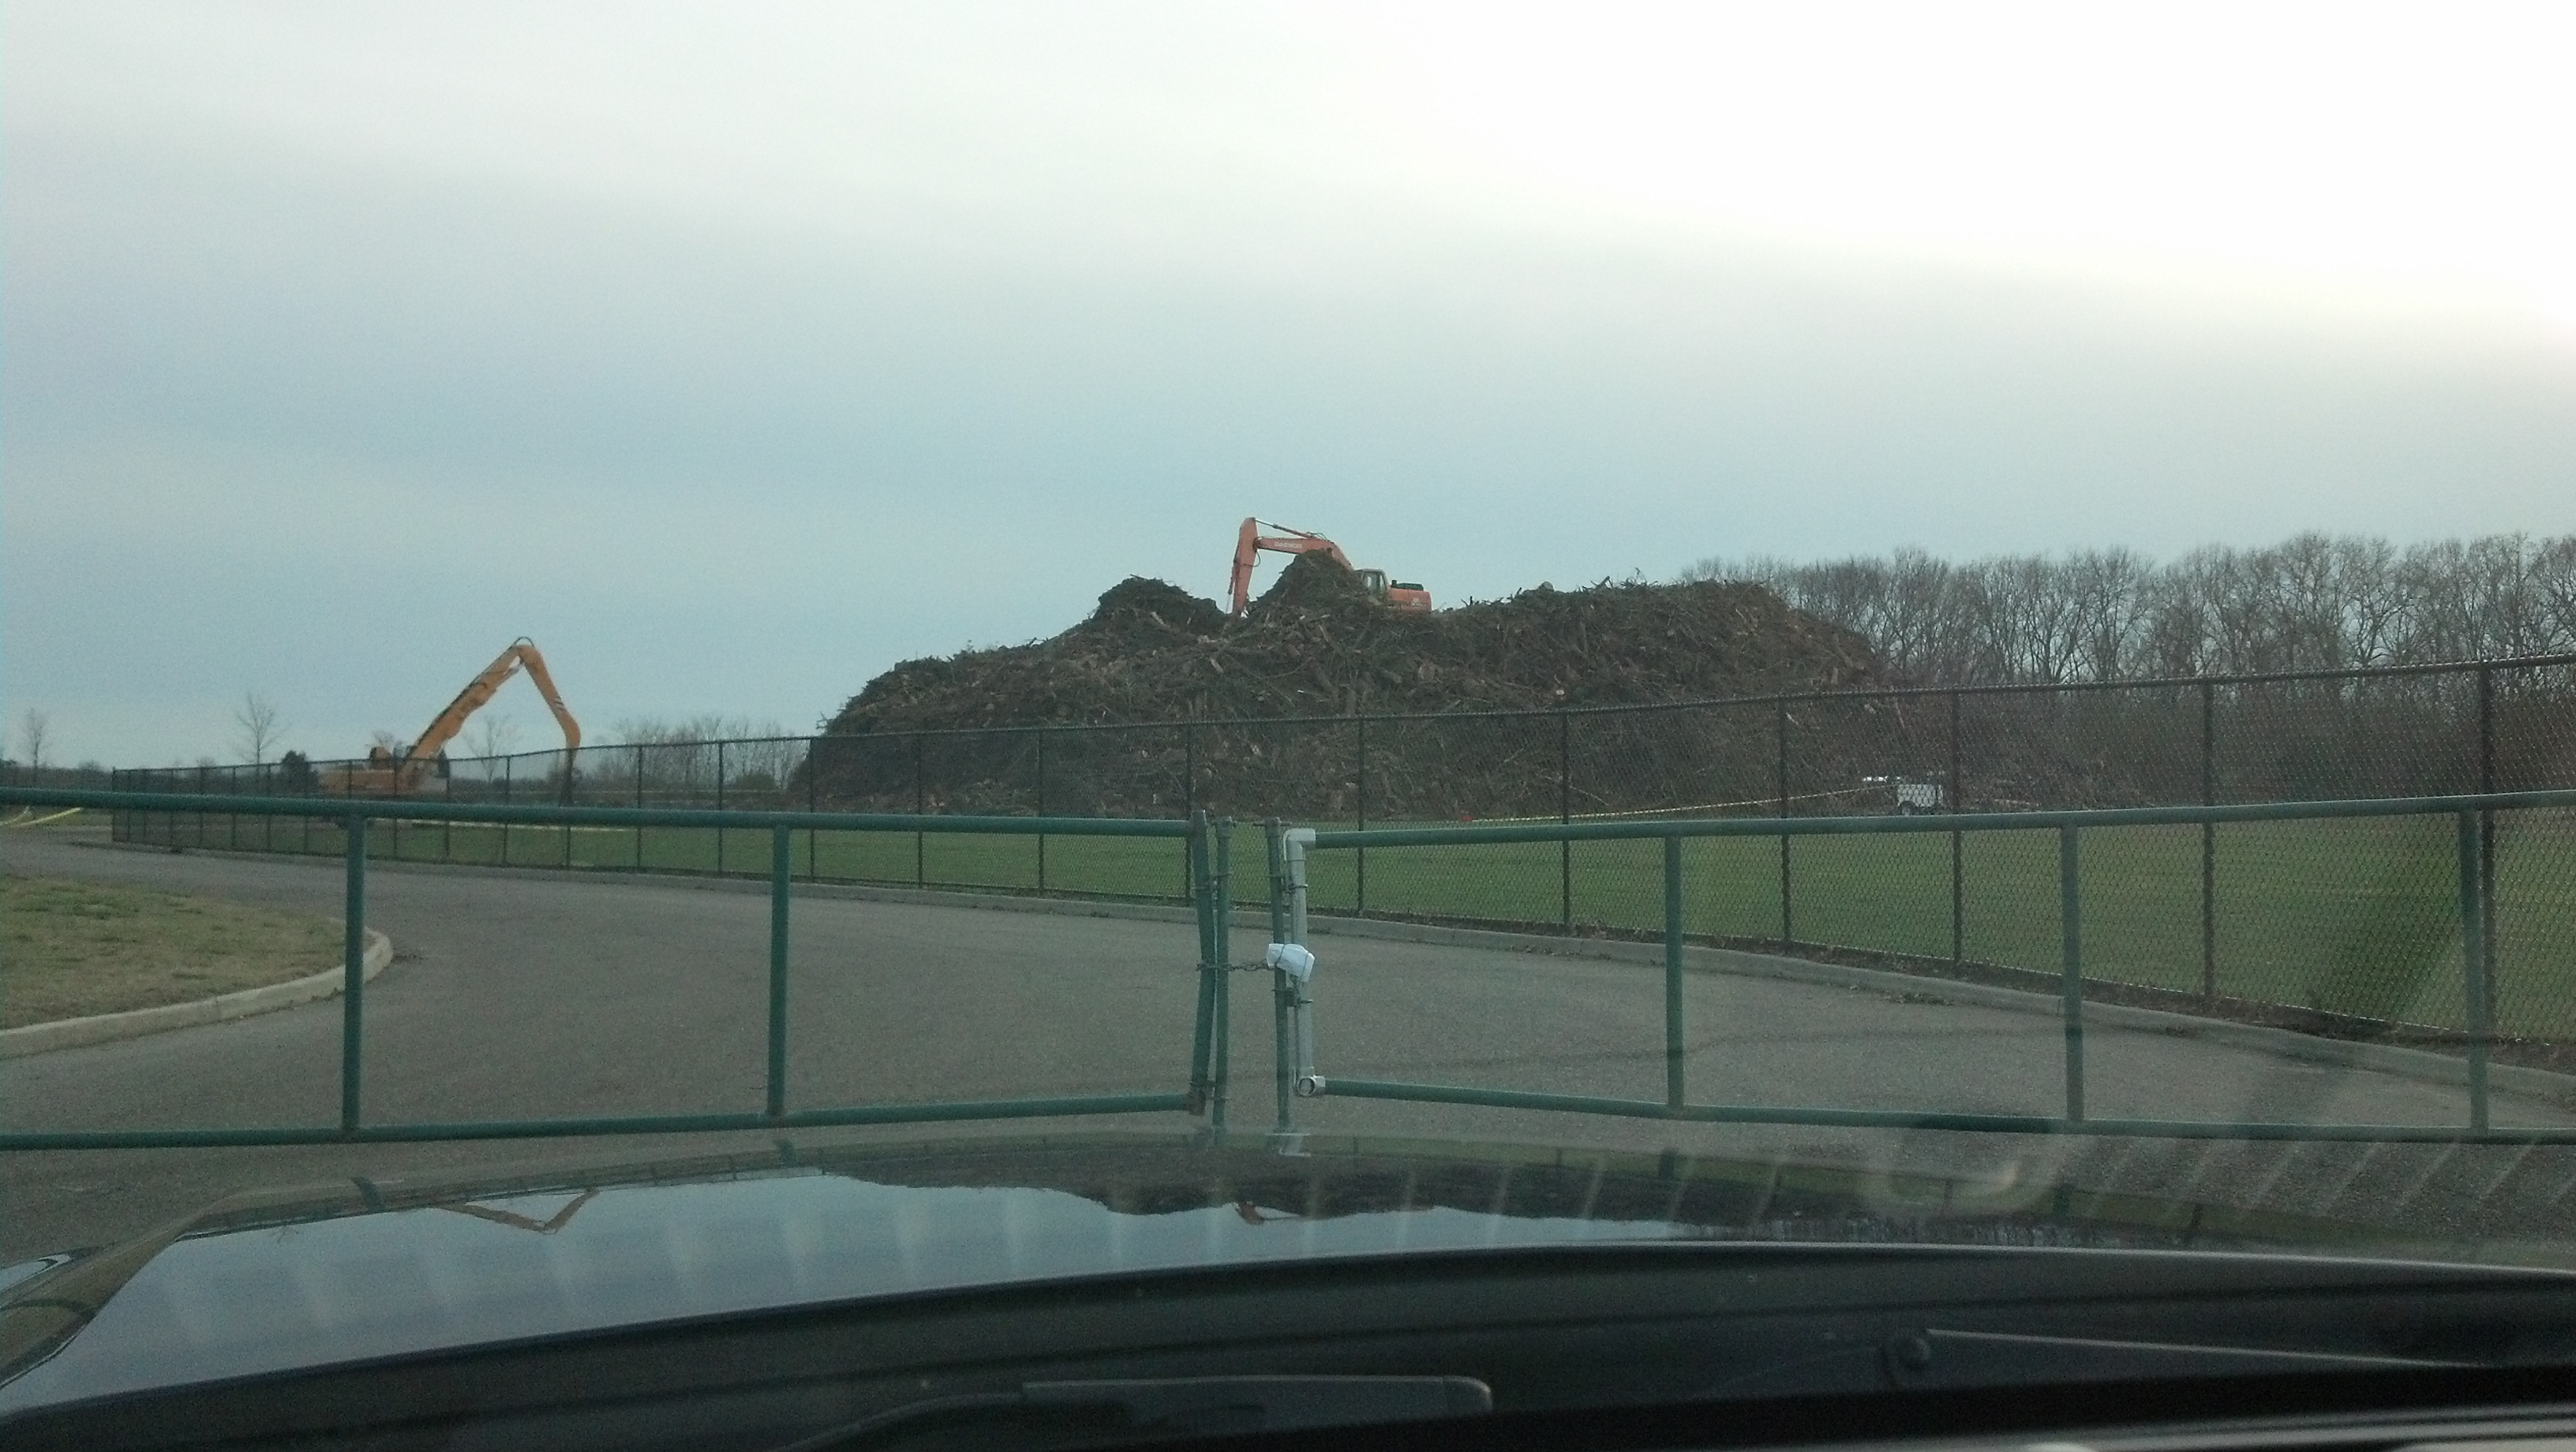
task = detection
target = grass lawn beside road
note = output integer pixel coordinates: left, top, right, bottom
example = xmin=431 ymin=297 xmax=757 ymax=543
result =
xmin=2 ymin=874 xmax=342 ymax=1028
xmin=145 ymin=808 xmax=2576 ymax=1038
xmin=1349 ymin=818 xmax=2576 ymax=1036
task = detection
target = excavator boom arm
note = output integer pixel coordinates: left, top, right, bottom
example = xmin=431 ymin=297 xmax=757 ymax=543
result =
xmin=403 ymin=639 xmax=582 ymax=774
xmin=1229 ymin=517 xmax=1356 ymax=615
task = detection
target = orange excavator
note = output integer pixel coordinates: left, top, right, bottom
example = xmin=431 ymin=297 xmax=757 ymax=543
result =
xmin=322 ymin=638 xmax=581 ymax=796
xmin=1229 ymin=518 xmax=1432 ymax=617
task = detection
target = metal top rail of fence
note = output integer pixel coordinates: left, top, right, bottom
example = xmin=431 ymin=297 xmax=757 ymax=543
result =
xmin=18 ymin=785 xmax=2576 ymax=1154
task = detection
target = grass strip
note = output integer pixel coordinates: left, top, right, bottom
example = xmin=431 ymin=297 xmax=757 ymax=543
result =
xmin=2 ymin=874 xmax=341 ymax=1028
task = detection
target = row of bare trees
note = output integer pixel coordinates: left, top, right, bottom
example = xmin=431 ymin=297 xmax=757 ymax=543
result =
xmin=591 ymin=716 xmax=804 ymax=795
xmin=1689 ymin=533 xmax=2576 ymax=684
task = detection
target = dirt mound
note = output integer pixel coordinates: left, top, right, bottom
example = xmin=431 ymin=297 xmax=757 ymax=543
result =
xmin=825 ymin=552 xmax=1874 ymax=732
xmin=808 ymin=553 xmax=1876 ymax=816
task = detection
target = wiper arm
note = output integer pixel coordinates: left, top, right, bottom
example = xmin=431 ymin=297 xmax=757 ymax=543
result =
xmin=1888 ymin=1329 xmax=2460 ymax=1389
xmin=1711 ymin=1328 xmax=2460 ymax=1400
xmin=767 ymin=1375 xmax=1493 ymax=1452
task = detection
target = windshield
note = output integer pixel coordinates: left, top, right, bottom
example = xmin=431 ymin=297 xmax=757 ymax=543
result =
xmin=6 ymin=3 xmax=2576 ymax=1444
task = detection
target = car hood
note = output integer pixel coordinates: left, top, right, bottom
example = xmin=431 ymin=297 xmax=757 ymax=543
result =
xmin=0 ymin=1129 xmax=2408 ymax=1413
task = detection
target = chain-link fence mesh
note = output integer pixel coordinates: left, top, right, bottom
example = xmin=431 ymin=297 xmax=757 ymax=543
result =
xmin=105 ymin=657 xmax=2576 ymax=1045
xmin=119 ymin=659 xmax=2575 ymax=843
xmin=2494 ymin=806 xmax=2576 ymax=1041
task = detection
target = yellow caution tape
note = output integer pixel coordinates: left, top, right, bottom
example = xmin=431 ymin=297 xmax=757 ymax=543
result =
xmin=2 ymin=806 xmax=87 ymax=829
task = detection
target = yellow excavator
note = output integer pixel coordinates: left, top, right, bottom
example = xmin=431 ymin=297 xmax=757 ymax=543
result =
xmin=321 ymin=638 xmax=581 ymax=796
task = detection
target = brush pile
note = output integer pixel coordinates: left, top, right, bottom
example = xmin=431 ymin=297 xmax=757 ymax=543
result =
xmin=805 ymin=556 xmax=1878 ymax=818
xmin=827 ymin=554 xmax=1874 ymax=732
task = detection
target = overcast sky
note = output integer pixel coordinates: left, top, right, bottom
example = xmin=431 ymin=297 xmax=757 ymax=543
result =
xmin=6 ymin=2 xmax=2574 ymax=768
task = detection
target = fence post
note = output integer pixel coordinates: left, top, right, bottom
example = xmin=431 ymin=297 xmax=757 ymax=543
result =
xmin=1035 ymin=729 xmax=1048 ymax=894
xmin=1949 ymin=689 xmax=1964 ymax=964
xmin=1775 ymin=698 xmax=1792 ymax=949
xmin=2479 ymin=665 xmax=2498 ymax=1023
xmin=2202 ymin=679 xmax=2218 ymax=1005
xmin=563 ymin=748 xmax=575 ymax=869
xmin=1354 ymin=717 xmax=1368 ymax=915
xmin=633 ymin=745 xmax=646 ymax=871
xmin=1181 ymin=723 xmax=1197 ymax=903
xmin=1279 ymin=821 xmax=1320 ymax=1132
xmin=197 ymin=764 xmax=210 ymax=848
xmin=1187 ymin=811 xmax=1218 ymax=1113
xmin=806 ymin=739 xmax=820 ymax=883
xmin=767 ymin=823 xmax=792 ymax=1121
xmin=716 ymin=739 xmax=728 ymax=876
xmin=1664 ymin=833 xmax=1686 ymax=1110
xmin=2458 ymin=811 xmax=2492 ymax=1132
xmin=913 ymin=733 xmax=927 ymax=889
xmin=341 ymin=814 xmax=369 ymax=1134
xmin=1267 ymin=819 xmax=1294 ymax=1134
xmin=500 ymin=753 xmax=513 ymax=866
xmin=2060 ymin=825 xmax=2085 ymax=1123
xmin=1559 ymin=710 xmax=1573 ymax=929
xmin=1211 ymin=818 xmax=1234 ymax=1135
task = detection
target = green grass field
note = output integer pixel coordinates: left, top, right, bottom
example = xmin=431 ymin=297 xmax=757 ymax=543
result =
xmin=2 ymin=873 xmax=340 ymax=1028
xmin=124 ymin=808 xmax=2576 ymax=1038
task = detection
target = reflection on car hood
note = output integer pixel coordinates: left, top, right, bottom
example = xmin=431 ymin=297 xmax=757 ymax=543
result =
xmin=0 ymin=1130 xmax=2387 ymax=1413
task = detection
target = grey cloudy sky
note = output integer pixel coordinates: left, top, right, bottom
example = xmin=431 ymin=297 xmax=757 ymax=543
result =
xmin=6 ymin=2 xmax=2573 ymax=767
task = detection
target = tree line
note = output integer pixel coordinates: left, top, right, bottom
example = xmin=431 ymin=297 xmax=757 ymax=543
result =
xmin=1687 ymin=533 xmax=2576 ymax=685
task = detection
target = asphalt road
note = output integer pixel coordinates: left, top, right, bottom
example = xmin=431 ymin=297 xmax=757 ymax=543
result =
xmin=9 ymin=829 xmax=2576 ymax=1262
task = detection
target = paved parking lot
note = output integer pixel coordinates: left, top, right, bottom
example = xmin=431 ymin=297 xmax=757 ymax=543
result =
xmin=8 ymin=829 xmax=2575 ymax=1263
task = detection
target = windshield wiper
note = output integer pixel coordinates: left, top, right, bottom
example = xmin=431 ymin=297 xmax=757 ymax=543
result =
xmin=766 ymin=1375 xmax=1493 ymax=1451
xmin=1709 ymin=1327 xmax=2462 ymax=1400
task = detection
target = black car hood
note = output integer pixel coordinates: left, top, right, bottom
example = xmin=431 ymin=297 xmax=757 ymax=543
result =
xmin=0 ymin=1129 xmax=2412 ymax=1413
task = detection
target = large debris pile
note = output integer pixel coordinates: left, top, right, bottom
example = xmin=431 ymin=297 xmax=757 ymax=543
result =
xmin=806 ymin=556 xmax=1877 ymax=818
xmin=829 ymin=553 xmax=1874 ymax=732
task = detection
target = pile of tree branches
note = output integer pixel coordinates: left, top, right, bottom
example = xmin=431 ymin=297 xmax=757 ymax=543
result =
xmin=826 ymin=553 xmax=1875 ymax=735
xmin=805 ymin=555 xmax=1876 ymax=816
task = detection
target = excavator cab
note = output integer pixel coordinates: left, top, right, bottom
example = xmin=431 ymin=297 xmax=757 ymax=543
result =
xmin=1350 ymin=568 xmax=1432 ymax=615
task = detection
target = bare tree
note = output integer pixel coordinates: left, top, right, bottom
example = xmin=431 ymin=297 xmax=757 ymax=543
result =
xmin=1684 ymin=532 xmax=2574 ymax=686
xmin=2063 ymin=548 xmax=2153 ymax=681
xmin=17 ymin=708 xmax=50 ymax=777
xmin=2337 ymin=536 xmax=2409 ymax=666
xmin=231 ymin=692 xmax=289 ymax=765
xmin=467 ymin=713 xmax=523 ymax=760
xmin=2535 ymin=536 xmax=2576 ymax=654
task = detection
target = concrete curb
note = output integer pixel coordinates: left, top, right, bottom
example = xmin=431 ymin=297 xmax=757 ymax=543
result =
xmin=1 ymin=930 xmax=392 ymax=1058
xmin=76 ymin=840 xmax=2576 ymax=1106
